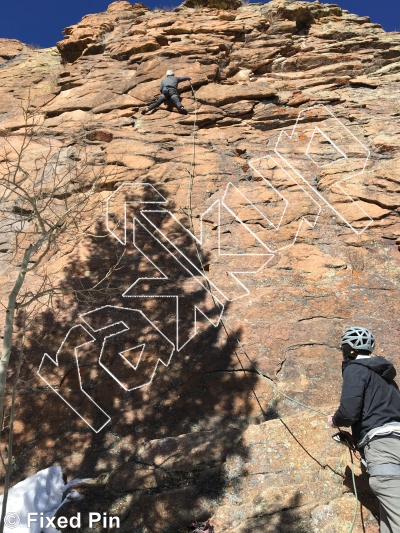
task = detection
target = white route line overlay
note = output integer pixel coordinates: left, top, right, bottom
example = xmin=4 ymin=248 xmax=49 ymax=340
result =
xmin=106 ymin=182 xmax=167 ymax=246
xmin=37 ymin=324 xmax=111 ymax=433
xmin=122 ymin=211 xmax=225 ymax=352
xmin=37 ymin=306 xmax=176 ymax=432
xmin=107 ymin=185 xmax=271 ymax=349
xmin=125 ymin=214 xmax=226 ymax=351
xmin=122 ymin=204 xmax=272 ymax=344
xmin=221 ymin=179 xmax=321 ymax=253
xmin=137 ymin=204 xmax=271 ymax=299
xmin=250 ymin=104 xmax=372 ymax=242
xmin=80 ymin=305 xmax=175 ymax=391
xmin=38 ymin=104 xmax=375 ymax=432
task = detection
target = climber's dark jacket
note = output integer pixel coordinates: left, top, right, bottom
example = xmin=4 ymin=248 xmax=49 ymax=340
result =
xmin=160 ymin=76 xmax=191 ymax=95
xmin=332 ymin=356 xmax=400 ymax=446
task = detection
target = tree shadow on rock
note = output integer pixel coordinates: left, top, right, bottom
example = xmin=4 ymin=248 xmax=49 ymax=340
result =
xmin=5 ymin=179 xmax=263 ymax=532
xmin=232 ymin=492 xmax=311 ymax=533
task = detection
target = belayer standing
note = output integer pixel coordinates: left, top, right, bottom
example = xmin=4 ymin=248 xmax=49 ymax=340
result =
xmin=141 ymin=70 xmax=191 ymax=115
xmin=328 ymin=326 xmax=400 ymax=533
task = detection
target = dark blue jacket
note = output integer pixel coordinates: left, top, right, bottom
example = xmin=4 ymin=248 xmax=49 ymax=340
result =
xmin=332 ymin=356 xmax=400 ymax=447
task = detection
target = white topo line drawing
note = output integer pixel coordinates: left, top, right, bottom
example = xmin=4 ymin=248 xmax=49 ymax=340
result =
xmin=249 ymin=104 xmax=372 ymax=252
xmin=38 ymin=324 xmax=111 ymax=433
xmin=108 ymin=183 xmax=273 ymax=349
xmin=80 ymin=305 xmax=175 ymax=391
xmin=38 ymin=105 xmax=373 ymax=431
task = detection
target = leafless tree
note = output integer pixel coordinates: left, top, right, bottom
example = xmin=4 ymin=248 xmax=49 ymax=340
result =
xmin=0 ymin=104 xmax=118 ymax=531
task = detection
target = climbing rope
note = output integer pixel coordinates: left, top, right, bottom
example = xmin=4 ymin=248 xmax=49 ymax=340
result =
xmin=184 ymin=86 xmax=328 ymax=415
xmin=349 ymin=450 xmax=359 ymax=533
xmin=183 ymin=85 xmax=359 ymax=533
xmin=186 ymin=82 xmax=198 ymax=223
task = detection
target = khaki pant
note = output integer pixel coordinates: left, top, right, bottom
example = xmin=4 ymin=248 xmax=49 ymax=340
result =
xmin=364 ymin=438 xmax=400 ymax=533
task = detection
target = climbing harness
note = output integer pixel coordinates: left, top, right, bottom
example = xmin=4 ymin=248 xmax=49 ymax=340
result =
xmin=368 ymin=464 xmax=400 ymax=476
xmin=183 ymin=87 xmax=360 ymax=532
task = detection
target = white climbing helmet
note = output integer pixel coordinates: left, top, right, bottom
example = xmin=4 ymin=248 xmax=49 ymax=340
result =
xmin=166 ymin=70 xmax=174 ymax=76
xmin=341 ymin=326 xmax=375 ymax=352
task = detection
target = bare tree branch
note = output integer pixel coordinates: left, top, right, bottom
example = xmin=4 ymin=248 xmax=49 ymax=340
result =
xmin=0 ymin=102 xmax=118 ymax=529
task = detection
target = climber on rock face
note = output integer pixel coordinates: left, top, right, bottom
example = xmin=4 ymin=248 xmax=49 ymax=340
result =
xmin=141 ymin=70 xmax=191 ymax=115
xmin=328 ymin=326 xmax=400 ymax=533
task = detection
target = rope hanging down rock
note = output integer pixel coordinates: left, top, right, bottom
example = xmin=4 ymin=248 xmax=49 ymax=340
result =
xmin=184 ymin=84 xmax=359 ymax=533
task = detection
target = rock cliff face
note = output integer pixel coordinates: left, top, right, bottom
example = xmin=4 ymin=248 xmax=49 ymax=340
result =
xmin=1 ymin=0 xmax=400 ymax=531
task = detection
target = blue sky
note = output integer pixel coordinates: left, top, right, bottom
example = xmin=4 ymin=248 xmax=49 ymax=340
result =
xmin=0 ymin=0 xmax=399 ymax=49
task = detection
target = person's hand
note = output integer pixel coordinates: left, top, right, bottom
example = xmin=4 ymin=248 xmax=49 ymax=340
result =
xmin=327 ymin=414 xmax=337 ymax=428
